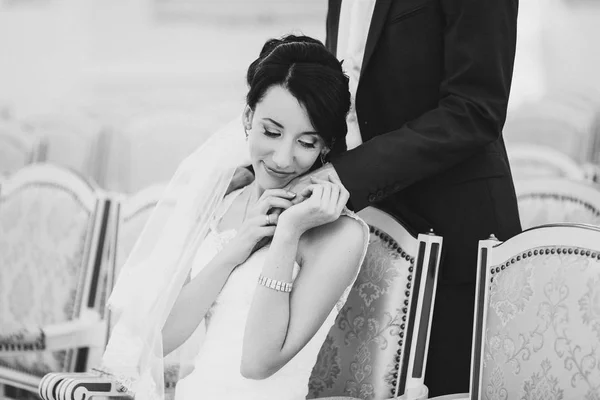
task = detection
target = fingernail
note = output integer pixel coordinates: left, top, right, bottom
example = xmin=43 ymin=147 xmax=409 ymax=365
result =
xmin=287 ymin=191 xmax=296 ymax=197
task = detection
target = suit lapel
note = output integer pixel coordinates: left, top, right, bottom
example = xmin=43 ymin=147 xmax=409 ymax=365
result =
xmin=361 ymin=0 xmax=392 ymax=77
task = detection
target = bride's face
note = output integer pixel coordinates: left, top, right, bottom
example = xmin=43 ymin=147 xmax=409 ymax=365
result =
xmin=245 ymin=85 xmax=327 ymax=190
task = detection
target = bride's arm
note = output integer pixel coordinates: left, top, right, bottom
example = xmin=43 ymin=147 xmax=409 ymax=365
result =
xmin=162 ymin=250 xmax=238 ymax=356
xmin=241 ymin=216 xmax=366 ymax=379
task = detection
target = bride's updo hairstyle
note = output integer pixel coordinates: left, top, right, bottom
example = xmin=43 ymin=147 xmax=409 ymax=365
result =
xmin=246 ymin=35 xmax=351 ymax=161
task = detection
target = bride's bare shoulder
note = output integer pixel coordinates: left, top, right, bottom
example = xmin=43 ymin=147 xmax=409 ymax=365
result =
xmin=297 ymin=213 xmax=367 ymax=266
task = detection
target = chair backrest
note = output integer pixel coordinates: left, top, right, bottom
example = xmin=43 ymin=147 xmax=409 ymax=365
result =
xmin=0 ymin=164 xmax=110 ymax=391
xmin=23 ymin=114 xmax=107 ymax=185
xmin=307 ymin=207 xmax=442 ymax=400
xmin=105 ymin=112 xmax=215 ymax=193
xmin=114 ymin=184 xmax=167 ymax=276
xmin=507 ymin=143 xmax=585 ymax=180
xmin=471 ymin=224 xmax=600 ymax=400
xmin=107 ymin=183 xmax=182 ymax=397
xmin=515 ymin=178 xmax=600 ymax=229
xmin=504 ymin=95 xmax=600 ymax=163
xmin=0 ymin=122 xmax=45 ymax=176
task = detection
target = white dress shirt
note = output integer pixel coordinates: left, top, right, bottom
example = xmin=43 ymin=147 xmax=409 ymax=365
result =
xmin=336 ymin=0 xmax=377 ymax=150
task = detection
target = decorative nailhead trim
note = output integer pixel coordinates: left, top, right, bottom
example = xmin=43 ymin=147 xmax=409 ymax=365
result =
xmin=370 ymin=224 xmax=417 ymax=396
xmin=0 ymin=330 xmax=45 ymax=351
xmin=519 ymin=193 xmax=600 ymax=217
xmin=490 ymin=245 xmax=600 ymax=278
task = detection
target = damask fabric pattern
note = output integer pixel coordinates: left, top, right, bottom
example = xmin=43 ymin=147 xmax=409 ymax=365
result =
xmin=0 ymin=186 xmax=92 ymax=376
xmin=518 ymin=195 xmax=600 ymax=230
xmin=483 ymin=248 xmax=600 ymax=399
xmin=308 ymin=230 xmax=414 ymax=400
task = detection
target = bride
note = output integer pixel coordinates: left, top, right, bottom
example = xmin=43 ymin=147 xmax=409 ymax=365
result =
xmin=100 ymin=35 xmax=369 ymax=400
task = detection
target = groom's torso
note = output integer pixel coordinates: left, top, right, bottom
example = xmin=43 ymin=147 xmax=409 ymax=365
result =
xmin=327 ymin=0 xmax=521 ymax=283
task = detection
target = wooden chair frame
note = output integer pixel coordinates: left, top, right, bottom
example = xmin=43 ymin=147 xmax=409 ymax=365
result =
xmin=0 ymin=164 xmax=113 ymax=395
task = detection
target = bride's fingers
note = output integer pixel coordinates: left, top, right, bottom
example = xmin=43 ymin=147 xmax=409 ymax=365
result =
xmin=256 ymin=197 xmax=294 ymax=214
xmin=258 ymin=189 xmax=296 ymax=202
xmin=306 ymin=184 xmax=324 ymax=204
xmin=298 ymin=184 xmax=319 ymax=199
xmin=336 ymin=186 xmax=350 ymax=214
xmin=320 ymin=181 xmax=332 ymax=207
xmin=328 ymin=185 xmax=341 ymax=214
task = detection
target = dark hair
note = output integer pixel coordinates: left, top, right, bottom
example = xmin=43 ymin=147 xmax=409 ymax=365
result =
xmin=246 ymin=35 xmax=350 ymax=162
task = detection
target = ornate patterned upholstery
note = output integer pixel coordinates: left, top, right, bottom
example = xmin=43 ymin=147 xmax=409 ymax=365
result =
xmin=0 ymin=122 xmax=45 ymax=176
xmin=0 ymin=163 xmax=111 ymax=396
xmin=507 ymin=144 xmax=585 ymax=181
xmin=308 ymin=207 xmax=442 ymax=400
xmin=515 ymin=178 xmax=600 ymax=230
xmin=432 ymin=224 xmax=600 ymax=400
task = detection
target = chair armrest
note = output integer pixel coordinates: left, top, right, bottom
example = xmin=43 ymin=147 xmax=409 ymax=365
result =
xmin=39 ymin=372 xmax=134 ymax=400
xmin=0 ymin=309 xmax=106 ymax=354
xmin=427 ymin=394 xmax=470 ymax=400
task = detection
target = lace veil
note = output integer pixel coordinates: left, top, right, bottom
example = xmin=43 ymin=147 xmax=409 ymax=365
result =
xmin=99 ymin=117 xmax=250 ymax=399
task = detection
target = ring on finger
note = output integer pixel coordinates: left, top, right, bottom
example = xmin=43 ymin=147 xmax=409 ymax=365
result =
xmin=266 ymin=214 xmax=274 ymax=225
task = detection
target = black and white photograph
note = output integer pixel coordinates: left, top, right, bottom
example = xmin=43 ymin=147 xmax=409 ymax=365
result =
xmin=1 ymin=0 xmax=600 ymax=399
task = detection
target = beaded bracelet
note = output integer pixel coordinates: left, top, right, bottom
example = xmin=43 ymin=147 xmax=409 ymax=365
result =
xmin=258 ymin=275 xmax=293 ymax=293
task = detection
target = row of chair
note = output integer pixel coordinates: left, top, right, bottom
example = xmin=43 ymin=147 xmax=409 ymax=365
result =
xmin=32 ymin=183 xmax=600 ymax=399
xmin=4 ymin=163 xmax=600 ymax=399
xmin=0 ymin=111 xmax=218 ymax=194
xmin=503 ymin=87 xmax=600 ymax=165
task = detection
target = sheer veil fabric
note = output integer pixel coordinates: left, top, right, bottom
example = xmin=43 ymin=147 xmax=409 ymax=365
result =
xmin=99 ymin=117 xmax=250 ymax=400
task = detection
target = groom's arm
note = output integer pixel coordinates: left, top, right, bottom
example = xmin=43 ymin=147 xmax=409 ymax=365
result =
xmin=331 ymin=0 xmax=518 ymax=211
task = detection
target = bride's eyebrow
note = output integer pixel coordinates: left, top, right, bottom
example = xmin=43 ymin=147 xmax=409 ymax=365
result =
xmin=263 ymin=118 xmax=284 ymax=128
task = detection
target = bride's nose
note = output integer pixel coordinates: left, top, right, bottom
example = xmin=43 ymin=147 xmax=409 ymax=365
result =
xmin=271 ymin=143 xmax=293 ymax=170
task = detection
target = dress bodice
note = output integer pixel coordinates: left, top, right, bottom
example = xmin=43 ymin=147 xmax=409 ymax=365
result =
xmin=175 ymin=188 xmax=367 ymax=400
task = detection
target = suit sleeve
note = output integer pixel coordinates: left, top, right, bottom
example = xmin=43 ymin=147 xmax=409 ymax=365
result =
xmin=331 ymin=0 xmax=519 ymax=211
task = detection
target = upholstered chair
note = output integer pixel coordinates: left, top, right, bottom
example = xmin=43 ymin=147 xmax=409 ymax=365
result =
xmin=0 ymin=163 xmax=113 ymax=399
xmin=503 ymin=94 xmax=600 ymax=163
xmin=22 ymin=114 xmax=109 ymax=187
xmin=515 ymin=178 xmax=600 ymax=229
xmin=507 ymin=144 xmax=585 ymax=181
xmin=0 ymin=122 xmax=46 ymax=176
xmin=103 ymin=112 xmax=215 ymax=193
xmin=429 ymin=223 xmax=600 ymax=400
xmin=307 ymin=207 xmax=442 ymax=400
xmin=38 ymin=207 xmax=442 ymax=400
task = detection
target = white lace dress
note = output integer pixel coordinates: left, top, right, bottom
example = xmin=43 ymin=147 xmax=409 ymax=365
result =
xmin=174 ymin=189 xmax=368 ymax=400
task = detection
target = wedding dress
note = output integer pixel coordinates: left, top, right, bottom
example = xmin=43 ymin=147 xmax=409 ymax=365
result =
xmin=174 ymin=188 xmax=369 ymax=400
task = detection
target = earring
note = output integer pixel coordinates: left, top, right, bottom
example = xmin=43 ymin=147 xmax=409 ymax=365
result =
xmin=320 ymin=152 xmax=327 ymax=165
xmin=244 ymin=124 xmax=251 ymax=140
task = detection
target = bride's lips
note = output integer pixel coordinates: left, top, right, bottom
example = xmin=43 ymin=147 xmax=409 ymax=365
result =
xmin=262 ymin=162 xmax=294 ymax=179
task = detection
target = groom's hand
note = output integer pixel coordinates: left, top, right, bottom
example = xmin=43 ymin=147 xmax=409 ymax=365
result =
xmin=286 ymin=163 xmax=341 ymax=205
xmin=226 ymin=166 xmax=255 ymax=195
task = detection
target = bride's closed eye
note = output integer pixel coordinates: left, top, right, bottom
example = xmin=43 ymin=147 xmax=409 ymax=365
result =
xmin=262 ymin=129 xmax=280 ymax=138
xmin=262 ymin=129 xmax=317 ymax=149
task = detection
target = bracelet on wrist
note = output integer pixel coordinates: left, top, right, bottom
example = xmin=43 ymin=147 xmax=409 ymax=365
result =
xmin=257 ymin=275 xmax=293 ymax=293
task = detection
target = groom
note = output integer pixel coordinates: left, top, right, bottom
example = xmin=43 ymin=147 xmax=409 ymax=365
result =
xmin=295 ymin=0 xmax=522 ymax=396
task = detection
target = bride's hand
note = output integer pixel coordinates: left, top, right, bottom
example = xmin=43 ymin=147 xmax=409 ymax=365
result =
xmin=278 ymin=174 xmax=349 ymax=237
xmin=221 ymin=189 xmax=296 ymax=266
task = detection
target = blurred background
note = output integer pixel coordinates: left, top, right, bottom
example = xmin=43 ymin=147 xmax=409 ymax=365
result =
xmin=1 ymin=0 xmax=600 ymax=191
xmin=2 ymin=2 xmax=600 ymax=399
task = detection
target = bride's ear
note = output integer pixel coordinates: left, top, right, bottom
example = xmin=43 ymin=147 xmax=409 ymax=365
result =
xmin=242 ymin=105 xmax=254 ymax=131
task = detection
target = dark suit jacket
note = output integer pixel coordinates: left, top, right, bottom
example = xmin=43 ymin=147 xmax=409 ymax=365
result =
xmin=328 ymin=0 xmax=522 ymax=284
